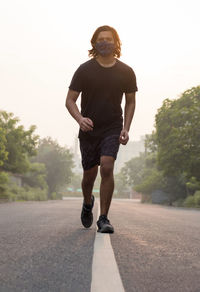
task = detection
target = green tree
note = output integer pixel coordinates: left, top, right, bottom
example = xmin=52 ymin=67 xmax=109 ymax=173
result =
xmin=186 ymin=176 xmax=200 ymax=195
xmin=121 ymin=132 xmax=187 ymax=203
xmin=120 ymin=86 xmax=200 ymax=204
xmin=0 ymin=111 xmax=38 ymax=173
xmin=0 ymin=127 xmax=8 ymax=166
xmin=114 ymin=171 xmax=128 ymax=195
xmin=68 ymin=173 xmax=82 ymax=191
xmin=121 ymin=153 xmax=146 ymax=187
xmin=22 ymin=162 xmax=48 ymax=190
xmin=144 ymin=131 xmax=158 ymax=154
xmin=135 ymin=168 xmax=164 ymax=194
xmin=34 ymin=138 xmax=74 ymax=197
xmin=155 ymin=86 xmax=200 ymax=181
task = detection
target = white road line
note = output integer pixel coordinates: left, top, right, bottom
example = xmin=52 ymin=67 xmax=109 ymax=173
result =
xmin=91 ymin=199 xmax=125 ymax=292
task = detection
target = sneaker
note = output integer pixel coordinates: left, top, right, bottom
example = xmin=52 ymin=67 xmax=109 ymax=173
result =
xmin=81 ymin=195 xmax=95 ymax=228
xmin=97 ymin=215 xmax=114 ymax=233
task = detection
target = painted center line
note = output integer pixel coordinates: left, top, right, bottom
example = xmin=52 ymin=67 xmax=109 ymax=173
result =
xmin=91 ymin=199 xmax=125 ymax=292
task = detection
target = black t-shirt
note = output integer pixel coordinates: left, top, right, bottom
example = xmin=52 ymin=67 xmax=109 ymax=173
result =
xmin=69 ymin=58 xmax=138 ymax=140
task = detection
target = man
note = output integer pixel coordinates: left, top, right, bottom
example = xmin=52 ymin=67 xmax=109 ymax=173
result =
xmin=65 ymin=25 xmax=138 ymax=233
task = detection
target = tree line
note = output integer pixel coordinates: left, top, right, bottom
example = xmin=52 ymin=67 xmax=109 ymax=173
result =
xmin=115 ymin=85 xmax=200 ymax=207
xmin=0 ymin=111 xmax=74 ymax=201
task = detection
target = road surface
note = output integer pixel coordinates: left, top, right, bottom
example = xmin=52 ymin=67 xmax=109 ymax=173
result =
xmin=0 ymin=199 xmax=200 ymax=292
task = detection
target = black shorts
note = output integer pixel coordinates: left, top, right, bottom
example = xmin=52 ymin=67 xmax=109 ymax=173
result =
xmin=79 ymin=134 xmax=120 ymax=171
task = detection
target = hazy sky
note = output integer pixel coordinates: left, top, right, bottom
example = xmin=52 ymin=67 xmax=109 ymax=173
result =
xmin=1 ymin=0 xmax=200 ymax=148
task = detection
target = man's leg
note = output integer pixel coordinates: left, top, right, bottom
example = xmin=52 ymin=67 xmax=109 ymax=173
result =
xmin=99 ymin=156 xmax=115 ymax=216
xmin=82 ymin=165 xmax=98 ymax=205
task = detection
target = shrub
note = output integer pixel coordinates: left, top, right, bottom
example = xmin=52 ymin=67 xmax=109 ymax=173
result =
xmin=8 ymin=184 xmax=48 ymax=201
xmin=183 ymin=195 xmax=195 ymax=207
xmin=194 ymin=190 xmax=200 ymax=207
xmin=50 ymin=192 xmax=63 ymax=200
xmin=0 ymin=172 xmax=9 ymax=199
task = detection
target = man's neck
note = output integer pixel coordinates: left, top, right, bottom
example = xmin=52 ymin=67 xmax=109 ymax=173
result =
xmin=96 ymin=55 xmax=116 ymax=67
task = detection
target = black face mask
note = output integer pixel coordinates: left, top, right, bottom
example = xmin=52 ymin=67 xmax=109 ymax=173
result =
xmin=95 ymin=41 xmax=115 ymax=57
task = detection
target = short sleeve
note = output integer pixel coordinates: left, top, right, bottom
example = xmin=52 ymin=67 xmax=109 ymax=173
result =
xmin=69 ymin=66 xmax=83 ymax=92
xmin=124 ymin=67 xmax=138 ymax=93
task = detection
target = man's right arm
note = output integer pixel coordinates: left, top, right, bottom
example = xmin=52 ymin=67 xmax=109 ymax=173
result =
xmin=65 ymin=89 xmax=94 ymax=132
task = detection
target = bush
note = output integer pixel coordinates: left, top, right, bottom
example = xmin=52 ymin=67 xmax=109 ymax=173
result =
xmin=135 ymin=169 xmax=164 ymax=195
xmin=183 ymin=195 xmax=195 ymax=207
xmin=50 ymin=192 xmax=63 ymax=200
xmin=8 ymin=184 xmax=48 ymax=201
xmin=183 ymin=191 xmax=200 ymax=208
xmin=194 ymin=190 xmax=200 ymax=207
xmin=0 ymin=171 xmax=9 ymax=199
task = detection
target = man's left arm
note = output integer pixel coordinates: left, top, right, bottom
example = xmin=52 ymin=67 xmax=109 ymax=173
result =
xmin=119 ymin=92 xmax=136 ymax=145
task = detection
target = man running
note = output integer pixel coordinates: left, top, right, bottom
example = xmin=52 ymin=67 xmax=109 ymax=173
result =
xmin=65 ymin=25 xmax=138 ymax=233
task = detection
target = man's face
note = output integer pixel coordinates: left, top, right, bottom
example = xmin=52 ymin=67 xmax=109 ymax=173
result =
xmin=96 ymin=30 xmax=115 ymax=44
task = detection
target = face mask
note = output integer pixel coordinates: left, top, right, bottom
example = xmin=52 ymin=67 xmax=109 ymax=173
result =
xmin=95 ymin=41 xmax=115 ymax=57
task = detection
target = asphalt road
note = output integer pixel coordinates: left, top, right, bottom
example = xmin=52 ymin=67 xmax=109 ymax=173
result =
xmin=1 ymin=199 xmax=200 ymax=292
xmin=110 ymin=200 xmax=200 ymax=292
xmin=0 ymin=200 xmax=97 ymax=292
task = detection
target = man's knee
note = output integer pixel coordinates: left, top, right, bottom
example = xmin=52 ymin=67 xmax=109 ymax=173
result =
xmin=100 ymin=157 xmax=114 ymax=178
xmin=82 ymin=166 xmax=98 ymax=186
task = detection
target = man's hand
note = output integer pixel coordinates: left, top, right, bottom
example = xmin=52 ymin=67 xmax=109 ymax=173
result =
xmin=119 ymin=129 xmax=129 ymax=145
xmin=79 ymin=117 xmax=94 ymax=132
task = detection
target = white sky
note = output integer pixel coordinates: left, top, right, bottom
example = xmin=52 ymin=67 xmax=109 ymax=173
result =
xmin=1 ymin=0 xmax=200 ymax=148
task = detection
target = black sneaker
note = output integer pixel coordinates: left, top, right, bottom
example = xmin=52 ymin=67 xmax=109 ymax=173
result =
xmin=97 ymin=215 xmax=114 ymax=233
xmin=81 ymin=195 xmax=95 ymax=228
